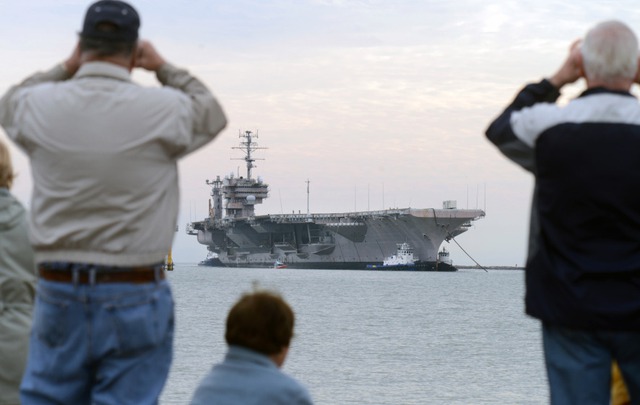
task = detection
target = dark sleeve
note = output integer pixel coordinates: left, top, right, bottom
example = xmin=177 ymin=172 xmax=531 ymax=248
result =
xmin=485 ymin=79 xmax=560 ymax=172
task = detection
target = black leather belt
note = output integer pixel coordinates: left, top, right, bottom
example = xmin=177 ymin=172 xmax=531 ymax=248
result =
xmin=38 ymin=263 xmax=165 ymax=284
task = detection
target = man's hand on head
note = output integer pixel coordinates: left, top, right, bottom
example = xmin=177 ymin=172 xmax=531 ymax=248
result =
xmin=135 ymin=40 xmax=167 ymax=72
xmin=63 ymin=43 xmax=82 ymax=77
xmin=549 ymin=39 xmax=584 ymax=89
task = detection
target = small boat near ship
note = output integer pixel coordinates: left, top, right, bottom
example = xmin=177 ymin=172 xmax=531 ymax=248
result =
xmin=274 ymin=260 xmax=288 ymax=269
xmin=365 ymin=243 xmax=456 ymax=271
xmin=438 ymin=247 xmax=452 ymax=266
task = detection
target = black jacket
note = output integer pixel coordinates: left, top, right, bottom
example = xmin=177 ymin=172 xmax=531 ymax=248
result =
xmin=486 ymin=79 xmax=640 ymax=330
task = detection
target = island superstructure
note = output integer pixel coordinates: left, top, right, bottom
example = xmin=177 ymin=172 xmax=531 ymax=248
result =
xmin=187 ymin=131 xmax=485 ymax=270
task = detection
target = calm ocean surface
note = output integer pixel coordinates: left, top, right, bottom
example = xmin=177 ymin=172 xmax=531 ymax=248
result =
xmin=160 ymin=265 xmax=547 ymax=405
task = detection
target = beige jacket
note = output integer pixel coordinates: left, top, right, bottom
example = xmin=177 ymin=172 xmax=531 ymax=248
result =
xmin=0 ymin=62 xmax=227 ymax=266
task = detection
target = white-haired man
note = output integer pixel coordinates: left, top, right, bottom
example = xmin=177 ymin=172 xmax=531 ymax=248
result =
xmin=486 ymin=20 xmax=640 ymax=404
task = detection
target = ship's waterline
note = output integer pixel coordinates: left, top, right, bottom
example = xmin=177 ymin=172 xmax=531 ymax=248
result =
xmin=188 ymin=131 xmax=484 ymax=269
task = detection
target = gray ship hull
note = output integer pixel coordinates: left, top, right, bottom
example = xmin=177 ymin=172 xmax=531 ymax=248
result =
xmin=200 ymin=258 xmax=456 ymax=271
xmin=192 ymin=208 xmax=484 ymax=270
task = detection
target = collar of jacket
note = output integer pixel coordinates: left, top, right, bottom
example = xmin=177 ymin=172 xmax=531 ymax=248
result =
xmin=226 ymin=345 xmax=279 ymax=369
xmin=74 ymin=61 xmax=132 ymax=82
xmin=579 ymin=86 xmax=635 ymax=99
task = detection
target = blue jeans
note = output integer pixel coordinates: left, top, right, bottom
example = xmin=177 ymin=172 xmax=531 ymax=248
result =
xmin=542 ymin=323 xmax=640 ymax=405
xmin=20 ymin=277 xmax=174 ymax=405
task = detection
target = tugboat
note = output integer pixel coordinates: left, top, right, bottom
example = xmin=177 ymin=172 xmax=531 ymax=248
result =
xmin=366 ymin=243 xmax=457 ymax=271
xmin=383 ymin=242 xmax=415 ymax=267
xmin=438 ymin=247 xmax=452 ymax=266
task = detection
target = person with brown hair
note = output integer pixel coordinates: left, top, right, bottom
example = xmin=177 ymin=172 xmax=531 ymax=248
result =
xmin=0 ymin=139 xmax=36 ymax=405
xmin=190 ymin=290 xmax=313 ymax=405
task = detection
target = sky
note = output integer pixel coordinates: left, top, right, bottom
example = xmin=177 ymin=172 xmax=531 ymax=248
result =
xmin=1 ymin=0 xmax=639 ymax=266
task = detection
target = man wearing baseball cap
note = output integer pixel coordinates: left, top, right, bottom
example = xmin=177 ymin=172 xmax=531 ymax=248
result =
xmin=0 ymin=1 xmax=227 ymax=403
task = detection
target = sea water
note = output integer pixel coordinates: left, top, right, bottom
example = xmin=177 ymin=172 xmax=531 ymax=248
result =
xmin=160 ymin=265 xmax=547 ymax=405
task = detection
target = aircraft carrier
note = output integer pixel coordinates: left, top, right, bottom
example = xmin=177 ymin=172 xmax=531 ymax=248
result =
xmin=187 ymin=131 xmax=485 ymax=270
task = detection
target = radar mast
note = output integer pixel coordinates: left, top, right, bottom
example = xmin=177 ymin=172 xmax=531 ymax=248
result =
xmin=232 ymin=130 xmax=266 ymax=180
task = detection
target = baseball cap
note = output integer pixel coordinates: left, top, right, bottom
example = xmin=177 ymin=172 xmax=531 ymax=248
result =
xmin=80 ymin=0 xmax=140 ymax=42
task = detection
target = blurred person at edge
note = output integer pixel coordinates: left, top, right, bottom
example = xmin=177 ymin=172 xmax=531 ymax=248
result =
xmin=486 ymin=20 xmax=640 ymax=405
xmin=0 ymin=1 xmax=227 ymax=404
xmin=0 ymin=139 xmax=36 ymax=405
